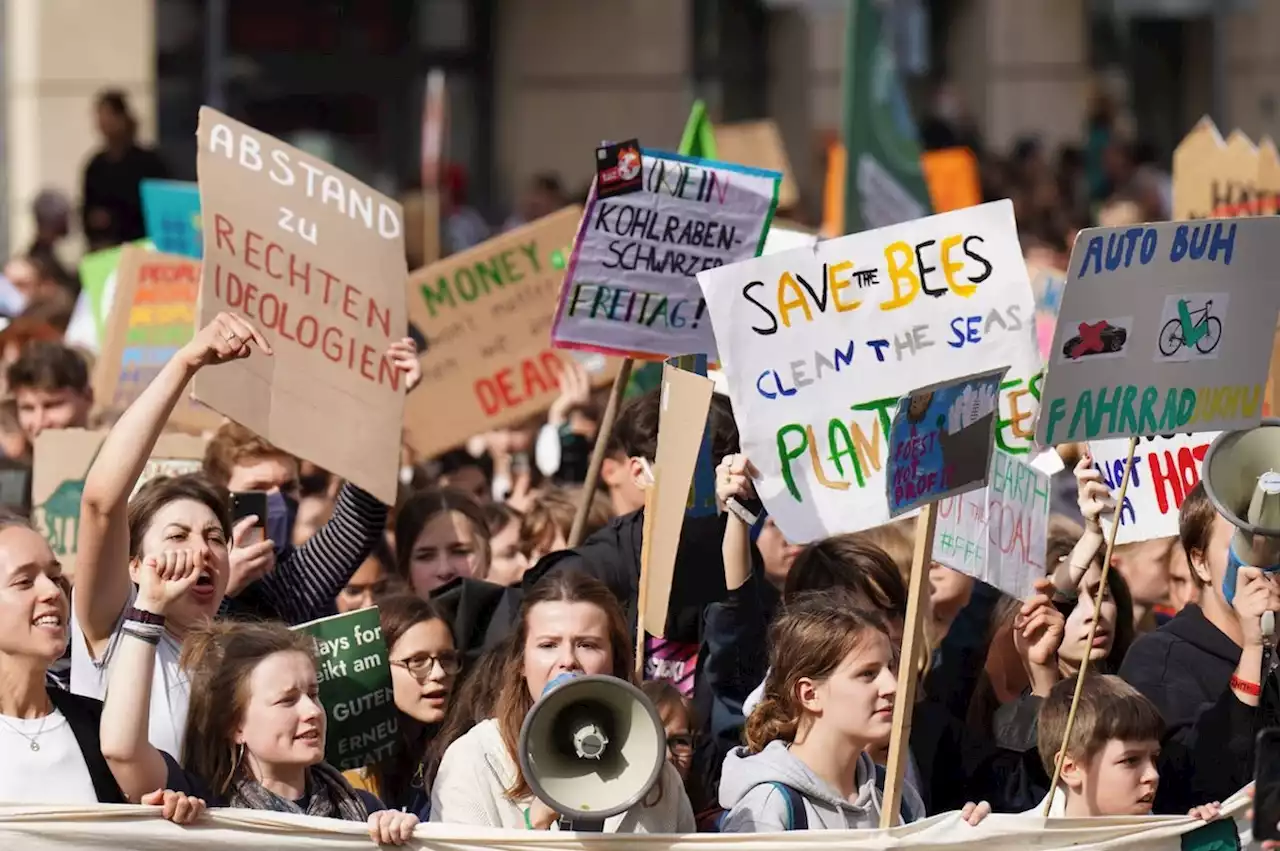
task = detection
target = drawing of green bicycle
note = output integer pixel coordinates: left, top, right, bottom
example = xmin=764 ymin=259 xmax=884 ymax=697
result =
xmin=1158 ymin=298 xmax=1222 ymax=357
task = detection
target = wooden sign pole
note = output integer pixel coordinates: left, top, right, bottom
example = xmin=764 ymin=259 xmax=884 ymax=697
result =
xmin=1041 ymin=436 xmax=1139 ymax=815
xmin=568 ymin=357 xmax=634 ymax=547
xmin=879 ymin=502 xmax=938 ymax=828
xmin=635 ymin=467 xmax=659 ymax=677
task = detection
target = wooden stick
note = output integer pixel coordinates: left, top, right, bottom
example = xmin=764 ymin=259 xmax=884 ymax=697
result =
xmin=635 ymin=468 xmax=659 ymax=677
xmin=1041 ymin=435 xmax=1139 ymax=816
xmin=879 ymin=502 xmax=938 ymax=828
xmin=568 ymin=357 xmax=634 ymax=546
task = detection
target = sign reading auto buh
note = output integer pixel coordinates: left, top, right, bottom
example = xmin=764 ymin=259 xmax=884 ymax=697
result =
xmin=697 ymin=200 xmax=1039 ymax=543
xmin=195 ymin=108 xmax=407 ymax=504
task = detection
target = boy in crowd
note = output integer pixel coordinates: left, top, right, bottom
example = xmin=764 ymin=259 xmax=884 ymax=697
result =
xmin=6 ymin=340 xmax=92 ymax=441
xmin=1034 ymin=674 xmax=1221 ymax=820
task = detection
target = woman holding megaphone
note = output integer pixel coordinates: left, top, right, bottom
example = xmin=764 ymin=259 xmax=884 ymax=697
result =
xmin=430 ymin=569 xmax=696 ymax=832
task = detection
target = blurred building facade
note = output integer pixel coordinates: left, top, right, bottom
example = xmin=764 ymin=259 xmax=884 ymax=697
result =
xmin=4 ymin=0 xmax=1280 ymax=256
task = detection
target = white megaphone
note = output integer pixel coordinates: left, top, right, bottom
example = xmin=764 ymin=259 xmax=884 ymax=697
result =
xmin=517 ymin=672 xmax=666 ymax=828
xmin=1202 ymin=421 xmax=1280 ymax=625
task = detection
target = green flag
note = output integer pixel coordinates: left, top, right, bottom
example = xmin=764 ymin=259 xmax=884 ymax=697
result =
xmin=840 ymin=0 xmax=932 ymax=234
xmin=677 ymin=99 xmax=717 ymax=160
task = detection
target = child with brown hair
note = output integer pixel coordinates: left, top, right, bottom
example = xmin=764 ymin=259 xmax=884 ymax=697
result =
xmin=720 ymin=593 xmax=989 ymax=832
xmin=1034 ymin=674 xmax=1222 ymax=820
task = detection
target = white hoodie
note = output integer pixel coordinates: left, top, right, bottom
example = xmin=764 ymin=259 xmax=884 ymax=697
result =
xmin=719 ymin=741 xmax=925 ymax=832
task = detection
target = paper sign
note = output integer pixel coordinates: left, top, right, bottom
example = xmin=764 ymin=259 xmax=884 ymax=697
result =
xmin=552 ymin=149 xmax=780 ymax=361
xmin=644 ymin=636 xmax=698 ymax=697
xmin=1088 ymin=432 xmax=1219 ymax=545
xmin=93 ymin=247 xmax=218 ymax=432
xmin=193 ymin=108 xmax=407 ymax=505
xmin=932 ymin=450 xmax=1051 ymax=600
xmin=714 ymin=120 xmax=799 ymax=210
xmin=32 ymin=429 xmax=204 ymax=579
xmin=921 ymin=148 xmax=982 ymax=214
xmin=642 ymin=364 xmax=715 ymax=636
xmin=886 ymin=368 xmax=1006 ymax=517
xmin=1035 ymin=218 xmax=1280 ymax=445
xmin=141 ymin=180 xmax=203 ymax=259
xmin=404 ymin=207 xmax=620 ymax=457
xmin=763 ymin=223 xmax=819 ymax=256
xmin=292 ymin=607 xmax=396 ymax=772
xmin=697 ymin=199 xmax=1040 ymax=544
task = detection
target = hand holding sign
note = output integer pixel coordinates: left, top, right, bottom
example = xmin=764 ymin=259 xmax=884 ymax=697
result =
xmin=385 ymin=337 xmax=422 ymax=392
xmin=1074 ymin=454 xmax=1115 ymax=536
xmin=180 ymin=312 xmax=272 ymax=371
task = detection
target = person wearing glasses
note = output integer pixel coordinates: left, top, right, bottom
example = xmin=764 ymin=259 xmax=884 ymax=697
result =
xmin=346 ymin=594 xmax=459 ymax=818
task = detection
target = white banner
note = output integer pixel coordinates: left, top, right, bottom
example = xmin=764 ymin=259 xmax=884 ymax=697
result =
xmin=697 ymin=200 xmax=1040 ymax=543
xmin=0 ymin=793 xmax=1254 ymax=850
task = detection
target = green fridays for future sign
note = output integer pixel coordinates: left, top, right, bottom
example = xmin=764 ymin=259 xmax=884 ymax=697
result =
xmin=293 ymin=607 xmax=397 ymax=772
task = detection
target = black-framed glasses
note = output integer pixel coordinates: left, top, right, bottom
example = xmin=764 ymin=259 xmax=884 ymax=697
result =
xmin=391 ymin=652 xmax=462 ymax=680
xmin=666 ymin=733 xmax=695 ymax=754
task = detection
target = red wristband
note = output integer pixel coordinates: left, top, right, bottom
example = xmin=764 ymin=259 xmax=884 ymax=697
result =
xmin=1230 ymin=674 xmax=1261 ymax=697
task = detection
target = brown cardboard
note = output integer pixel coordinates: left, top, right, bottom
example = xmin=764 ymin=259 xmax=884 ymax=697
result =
xmin=641 ymin=364 xmax=714 ymax=637
xmin=32 ymin=429 xmax=205 ymax=579
xmin=1172 ymin=116 xmax=1227 ymax=220
xmin=715 ymin=120 xmax=800 ymax=209
xmin=94 ymin=246 xmax=220 ymax=434
xmin=1258 ymin=136 xmax=1280 ymax=216
xmin=404 ymin=207 xmax=621 ymax=457
xmin=193 ymin=108 xmax=407 ymax=505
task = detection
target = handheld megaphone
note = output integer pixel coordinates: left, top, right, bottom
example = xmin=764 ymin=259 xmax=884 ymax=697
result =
xmin=517 ymin=673 xmax=666 ymax=824
xmin=1201 ymin=420 xmax=1280 ymax=604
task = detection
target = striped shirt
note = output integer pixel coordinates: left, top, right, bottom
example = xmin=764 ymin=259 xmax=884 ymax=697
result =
xmin=222 ymin=483 xmax=388 ymax=625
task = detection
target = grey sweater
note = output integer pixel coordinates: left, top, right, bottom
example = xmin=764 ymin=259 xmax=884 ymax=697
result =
xmin=718 ymin=741 xmax=925 ymax=832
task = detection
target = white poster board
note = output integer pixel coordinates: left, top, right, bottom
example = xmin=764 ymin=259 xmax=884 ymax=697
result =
xmin=1036 ymin=218 xmax=1280 ymax=445
xmin=1088 ymin=432 xmax=1219 ymax=545
xmin=552 ymin=150 xmax=779 ymax=361
xmin=697 ymin=200 xmax=1040 ymax=543
xmin=932 ymin=451 xmax=1051 ymax=600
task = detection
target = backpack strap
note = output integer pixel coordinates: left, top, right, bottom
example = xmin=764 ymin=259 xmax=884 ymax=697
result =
xmin=873 ymin=763 xmax=914 ymax=825
xmin=768 ymin=782 xmax=808 ymax=830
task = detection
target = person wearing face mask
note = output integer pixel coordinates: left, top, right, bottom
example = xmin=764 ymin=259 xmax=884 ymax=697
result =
xmin=0 ymin=509 xmax=206 ymax=821
xmin=200 ymin=337 xmax=419 ymax=626
xmin=345 ymin=594 xmax=459 ymax=817
xmin=394 ymin=488 xmax=492 ymax=596
xmin=430 ymin=569 xmax=695 ymax=831
xmin=97 ymin=557 xmax=419 ymax=845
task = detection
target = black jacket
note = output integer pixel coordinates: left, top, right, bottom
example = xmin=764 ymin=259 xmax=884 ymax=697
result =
xmin=1119 ymin=603 xmax=1277 ymax=813
xmin=47 ymin=687 xmax=128 ymax=804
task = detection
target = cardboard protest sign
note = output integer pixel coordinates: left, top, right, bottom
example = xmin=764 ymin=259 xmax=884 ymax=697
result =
xmin=1172 ymin=119 xmax=1267 ymax=219
xmin=666 ymin=354 xmax=717 ymax=519
xmin=93 ymin=247 xmax=218 ymax=433
xmin=552 ymin=149 xmax=780 ymax=361
xmin=141 ymin=180 xmax=203 ymax=259
xmin=293 ymin=607 xmax=396 ymax=772
xmin=931 ymin=450 xmax=1051 ymax=600
xmin=75 ymin=240 xmax=153 ymax=351
xmin=886 ymin=368 xmax=1005 ymax=518
xmin=1088 ymin=432 xmax=1219 ymax=545
xmin=714 ymin=120 xmax=799 ymax=210
xmin=641 ymin=364 xmax=714 ymax=637
xmin=697 ymin=199 xmax=1040 ymax=543
xmin=32 ymin=429 xmax=204 ymax=578
xmin=404 ymin=207 xmax=620 ymax=457
xmin=194 ymin=108 xmax=407 ymax=505
xmin=1035 ymin=219 xmax=1280 ymax=446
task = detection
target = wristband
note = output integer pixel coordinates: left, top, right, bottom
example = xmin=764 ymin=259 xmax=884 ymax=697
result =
xmin=1230 ymin=674 xmax=1261 ymax=697
xmin=124 ymin=606 xmax=166 ymax=626
xmin=523 ymin=808 xmax=533 ymax=830
xmin=121 ymin=624 xmax=162 ymax=646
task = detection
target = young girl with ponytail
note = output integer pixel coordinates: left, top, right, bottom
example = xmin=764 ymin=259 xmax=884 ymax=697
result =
xmin=719 ymin=594 xmax=991 ymax=832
